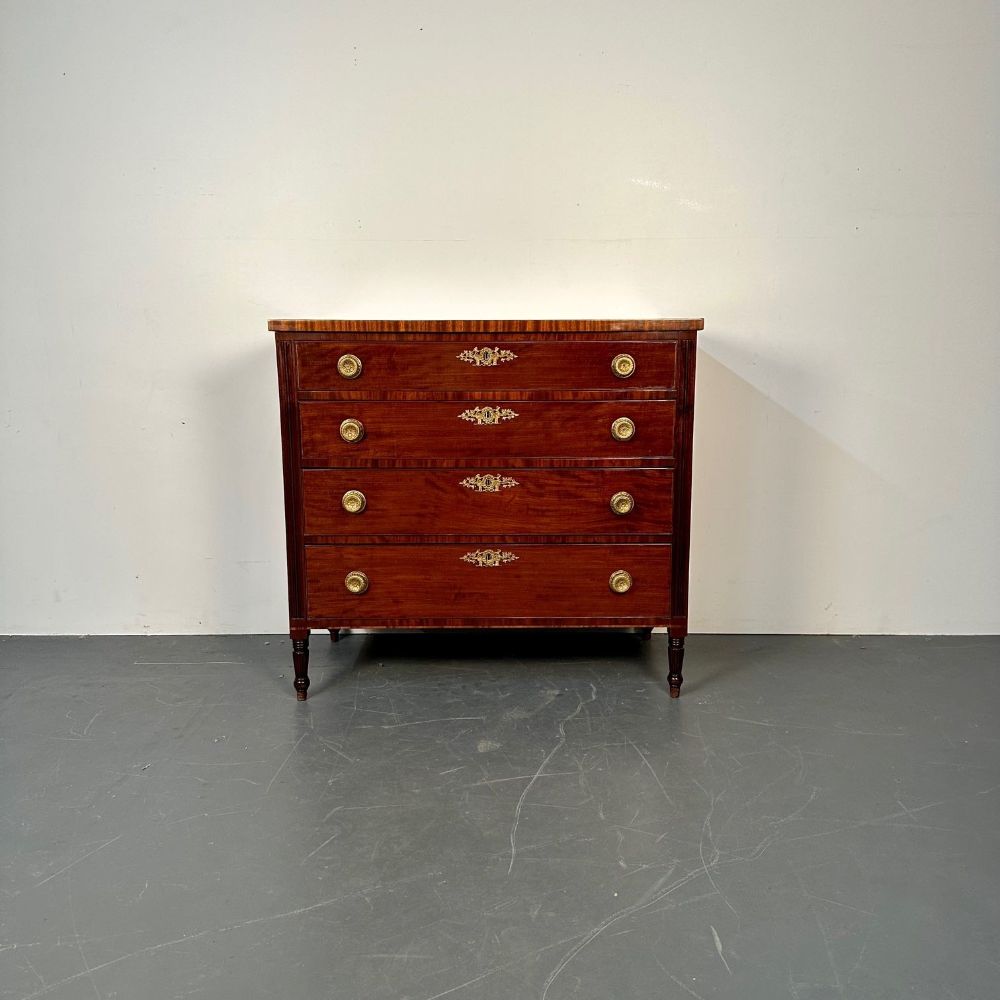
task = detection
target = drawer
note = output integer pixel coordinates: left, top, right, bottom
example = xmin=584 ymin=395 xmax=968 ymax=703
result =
xmin=302 ymin=468 xmax=673 ymax=535
xmin=299 ymin=400 xmax=676 ymax=463
xmin=305 ymin=543 xmax=671 ymax=619
xmin=297 ymin=340 xmax=676 ymax=391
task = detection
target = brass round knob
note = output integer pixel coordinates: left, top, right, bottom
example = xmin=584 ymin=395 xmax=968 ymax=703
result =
xmin=612 ymin=353 xmax=636 ymax=378
xmin=344 ymin=570 xmax=369 ymax=594
xmin=610 ymin=491 xmax=634 ymax=515
xmin=339 ymin=418 xmax=365 ymax=443
xmin=611 ymin=416 xmax=635 ymax=442
xmin=609 ymin=570 xmax=633 ymax=594
xmin=337 ymin=353 xmax=362 ymax=379
xmin=341 ymin=490 xmax=366 ymax=514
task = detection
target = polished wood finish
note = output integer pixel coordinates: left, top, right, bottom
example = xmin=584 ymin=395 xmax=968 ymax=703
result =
xmin=306 ymin=544 xmax=671 ymax=620
xmin=270 ymin=319 xmax=703 ymax=333
xmin=273 ymin=319 xmax=700 ymax=699
xmin=668 ymin=636 xmax=685 ymax=698
xmin=277 ymin=341 xmax=307 ymax=628
xmin=299 ymin=400 xmax=676 ymax=462
xmin=298 ymin=340 xmax=677 ymax=391
xmin=302 ymin=468 xmax=673 ymax=536
xmin=291 ymin=632 xmax=309 ymax=700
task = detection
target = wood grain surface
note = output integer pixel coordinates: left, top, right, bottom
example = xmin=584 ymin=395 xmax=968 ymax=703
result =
xmin=271 ymin=318 xmax=703 ymax=333
xmin=274 ymin=319 xmax=699 ymax=698
xmin=305 ymin=543 xmax=672 ymax=620
xmin=302 ymin=467 xmax=674 ymax=535
xmin=297 ymin=340 xmax=676 ymax=391
xmin=299 ymin=400 xmax=676 ymax=463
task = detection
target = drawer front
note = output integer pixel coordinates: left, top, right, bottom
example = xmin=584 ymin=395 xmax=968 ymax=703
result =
xmin=306 ymin=543 xmax=671 ymax=619
xmin=297 ymin=340 xmax=677 ymax=391
xmin=299 ymin=400 xmax=676 ymax=463
xmin=302 ymin=468 xmax=673 ymax=535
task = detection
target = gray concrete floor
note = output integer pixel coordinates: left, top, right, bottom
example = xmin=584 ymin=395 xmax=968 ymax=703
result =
xmin=0 ymin=633 xmax=997 ymax=1000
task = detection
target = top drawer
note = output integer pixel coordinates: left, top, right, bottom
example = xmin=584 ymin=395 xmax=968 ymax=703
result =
xmin=297 ymin=340 xmax=677 ymax=391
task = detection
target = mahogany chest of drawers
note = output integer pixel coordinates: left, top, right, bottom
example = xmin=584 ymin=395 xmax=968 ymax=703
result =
xmin=271 ymin=319 xmax=702 ymax=700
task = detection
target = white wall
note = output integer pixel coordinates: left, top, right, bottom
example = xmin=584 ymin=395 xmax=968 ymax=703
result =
xmin=1 ymin=1 xmax=997 ymax=635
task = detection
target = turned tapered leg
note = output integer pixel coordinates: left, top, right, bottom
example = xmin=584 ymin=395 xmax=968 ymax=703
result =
xmin=328 ymin=629 xmax=340 ymax=643
xmin=291 ymin=631 xmax=310 ymax=701
xmin=639 ymin=628 xmax=653 ymax=641
xmin=668 ymin=635 xmax=685 ymax=698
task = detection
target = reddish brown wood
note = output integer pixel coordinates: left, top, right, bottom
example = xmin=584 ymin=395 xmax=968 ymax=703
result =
xmin=290 ymin=628 xmax=309 ymax=700
xmin=297 ymin=340 xmax=677 ymax=391
xmin=272 ymin=319 xmax=699 ymax=699
xmin=304 ymin=533 xmax=675 ymax=545
xmin=302 ymin=468 xmax=673 ymax=536
xmin=270 ymin=319 xmax=703 ymax=333
xmin=306 ymin=544 xmax=671 ymax=620
xmin=668 ymin=634 xmax=685 ymax=698
xmin=301 ymin=616 xmax=672 ymax=628
xmin=298 ymin=389 xmax=676 ymax=401
xmin=293 ymin=457 xmax=674 ymax=470
xmin=299 ymin=400 xmax=676 ymax=463
xmin=670 ymin=337 xmax=697 ymax=628
xmin=276 ymin=341 xmax=306 ymax=622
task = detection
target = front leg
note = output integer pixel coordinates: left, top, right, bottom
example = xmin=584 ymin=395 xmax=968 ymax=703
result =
xmin=291 ymin=629 xmax=310 ymax=701
xmin=668 ymin=632 xmax=685 ymax=699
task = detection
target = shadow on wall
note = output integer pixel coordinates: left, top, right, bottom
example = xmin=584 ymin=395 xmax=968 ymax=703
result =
xmin=198 ymin=341 xmax=288 ymax=632
xmin=692 ymin=345 xmax=901 ymax=634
